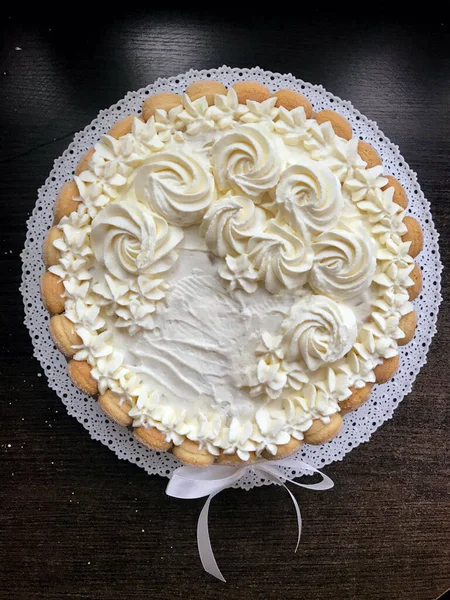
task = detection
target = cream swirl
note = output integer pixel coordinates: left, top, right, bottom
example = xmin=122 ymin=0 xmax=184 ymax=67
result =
xmin=282 ymin=296 xmax=357 ymax=371
xmin=212 ymin=124 xmax=281 ymax=197
xmin=200 ymin=193 xmax=267 ymax=256
xmin=91 ymin=200 xmax=183 ymax=281
xmin=135 ymin=151 xmax=215 ymax=226
xmin=247 ymin=218 xmax=314 ymax=294
xmin=275 ymin=161 xmax=342 ymax=239
xmin=309 ymin=228 xmax=376 ymax=300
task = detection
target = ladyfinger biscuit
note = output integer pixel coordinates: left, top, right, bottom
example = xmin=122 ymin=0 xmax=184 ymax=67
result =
xmin=303 ymin=413 xmax=343 ymax=445
xmin=54 ymin=181 xmax=79 ymax=223
xmin=373 ymin=355 xmax=400 ymax=384
xmin=273 ymin=89 xmax=313 ymax=117
xmin=408 ymin=264 xmax=422 ymax=301
xmin=339 ymin=383 xmax=373 ymax=415
xmin=98 ymin=390 xmax=133 ymax=427
xmin=217 ymin=451 xmax=256 ymax=466
xmin=134 ymin=426 xmax=173 ymax=451
xmin=75 ymin=148 xmax=95 ymax=176
xmin=142 ymin=92 xmax=181 ymax=122
xmin=315 ymin=110 xmax=352 ymax=140
xmin=41 ymin=271 xmax=65 ymax=314
xmin=398 ymin=311 xmax=417 ymax=346
xmin=43 ymin=226 xmax=63 ymax=267
xmin=186 ymin=81 xmax=227 ymax=106
xmin=402 ymin=216 xmax=423 ymax=258
xmin=49 ymin=314 xmax=82 ymax=358
xmin=357 ymin=141 xmax=382 ymax=168
xmin=68 ymin=360 xmax=99 ymax=395
xmin=108 ymin=115 xmax=137 ymax=139
xmin=382 ymin=175 xmax=408 ymax=209
xmin=262 ymin=436 xmax=302 ymax=460
xmin=232 ymin=81 xmax=271 ymax=105
xmin=173 ymin=439 xmax=215 ymax=466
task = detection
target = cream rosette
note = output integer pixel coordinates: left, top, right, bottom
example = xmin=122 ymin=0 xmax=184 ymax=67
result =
xmin=247 ymin=218 xmax=314 ymax=294
xmin=275 ymin=160 xmax=343 ymax=240
xmin=200 ymin=193 xmax=267 ymax=257
xmin=91 ymin=200 xmax=183 ymax=281
xmin=282 ymin=296 xmax=357 ymax=371
xmin=309 ymin=227 xmax=377 ymax=300
xmin=212 ymin=124 xmax=281 ymax=197
xmin=135 ymin=151 xmax=215 ymax=226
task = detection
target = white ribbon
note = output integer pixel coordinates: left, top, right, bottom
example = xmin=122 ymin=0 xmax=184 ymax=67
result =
xmin=166 ymin=456 xmax=334 ymax=582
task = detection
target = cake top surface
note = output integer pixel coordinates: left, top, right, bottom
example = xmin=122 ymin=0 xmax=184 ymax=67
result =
xmin=50 ymin=88 xmax=415 ymax=459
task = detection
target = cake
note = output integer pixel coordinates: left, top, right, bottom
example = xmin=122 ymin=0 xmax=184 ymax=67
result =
xmin=41 ymin=80 xmax=423 ymax=467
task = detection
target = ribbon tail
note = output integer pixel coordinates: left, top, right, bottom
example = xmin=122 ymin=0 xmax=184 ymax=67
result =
xmin=197 ymin=493 xmax=226 ymax=583
xmin=263 ymin=460 xmax=335 ymax=491
xmin=284 ymin=483 xmax=302 ymax=553
xmin=262 ymin=471 xmax=302 ymax=554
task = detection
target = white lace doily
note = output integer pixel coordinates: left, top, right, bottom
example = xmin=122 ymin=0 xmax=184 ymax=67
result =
xmin=20 ymin=66 xmax=442 ymax=490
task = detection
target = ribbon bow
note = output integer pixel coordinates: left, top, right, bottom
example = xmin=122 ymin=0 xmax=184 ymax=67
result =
xmin=166 ymin=456 xmax=334 ymax=582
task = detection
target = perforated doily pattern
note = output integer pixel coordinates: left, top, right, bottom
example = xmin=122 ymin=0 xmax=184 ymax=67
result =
xmin=20 ymin=66 xmax=442 ymax=490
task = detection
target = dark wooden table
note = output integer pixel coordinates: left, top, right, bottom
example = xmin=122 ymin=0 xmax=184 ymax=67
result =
xmin=1 ymin=12 xmax=449 ymax=600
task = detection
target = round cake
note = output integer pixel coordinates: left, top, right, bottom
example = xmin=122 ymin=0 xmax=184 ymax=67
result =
xmin=41 ymin=80 xmax=423 ymax=466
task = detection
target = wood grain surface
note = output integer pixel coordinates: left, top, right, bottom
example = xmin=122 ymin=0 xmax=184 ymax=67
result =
xmin=1 ymin=11 xmax=449 ymax=600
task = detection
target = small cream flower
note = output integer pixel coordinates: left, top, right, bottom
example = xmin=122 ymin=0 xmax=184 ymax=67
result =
xmin=325 ymin=138 xmax=366 ymax=182
xmin=177 ymin=94 xmax=215 ymax=135
xmin=218 ymin=255 xmax=258 ymax=293
xmin=344 ymin=166 xmax=388 ymax=202
xmin=90 ymin=350 xmax=127 ymax=395
xmin=274 ymin=106 xmax=310 ymax=145
xmin=281 ymin=360 xmax=308 ymax=391
xmin=253 ymin=408 xmax=291 ymax=456
xmin=303 ymin=120 xmax=336 ymax=159
xmin=249 ymin=359 xmax=287 ymax=400
xmin=256 ymin=332 xmax=284 ymax=363
xmin=214 ymin=417 xmax=255 ymax=461
xmin=207 ymin=88 xmax=249 ymax=130
xmin=240 ymin=97 xmax=278 ymax=124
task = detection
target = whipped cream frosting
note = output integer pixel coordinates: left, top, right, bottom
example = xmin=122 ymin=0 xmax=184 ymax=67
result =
xmin=91 ymin=200 xmax=183 ymax=280
xmin=134 ymin=150 xmax=215 ymax=226
xmin=212 ymin=124 xmax=281 ymax=196
xmin=275 ymin=160 xmax=343 ymax=240
xmin=201 ymin=192 xmax=267 ymax=257
xmin=51 ymin=87 xmax=414 ymax=458
xmin=309 ymin=227 xmax=376 ymax=300
xmin=247 ymin=218 xmax=314 ymax=294
xmin=282 ymin=296 xmax=357 ymax=371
